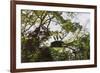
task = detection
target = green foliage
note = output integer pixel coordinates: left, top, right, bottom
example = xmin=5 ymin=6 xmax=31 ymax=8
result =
xmin=61 ymin=19 xmax=74 ymax=32
xmin=21 ymin=10 xmax=37 ymax=25
xmin=53 ymin=12 xmax=65 ymax=23
xmin=50 ymin=47 xmax=68 ymax=61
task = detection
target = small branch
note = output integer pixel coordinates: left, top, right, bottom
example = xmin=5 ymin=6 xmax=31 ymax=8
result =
xmin=42 ymin=15 xmax=54 ymax=25
xmin=47 ymin=15 xmax=54 ymax=28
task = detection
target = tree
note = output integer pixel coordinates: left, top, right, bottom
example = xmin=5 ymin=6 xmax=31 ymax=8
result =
xmin=21 ymin=10 xmax=90 ymax=62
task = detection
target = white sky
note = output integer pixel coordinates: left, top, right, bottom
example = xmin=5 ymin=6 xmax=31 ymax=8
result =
xmin=74 ymin=12 xmax=90 ymax=31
